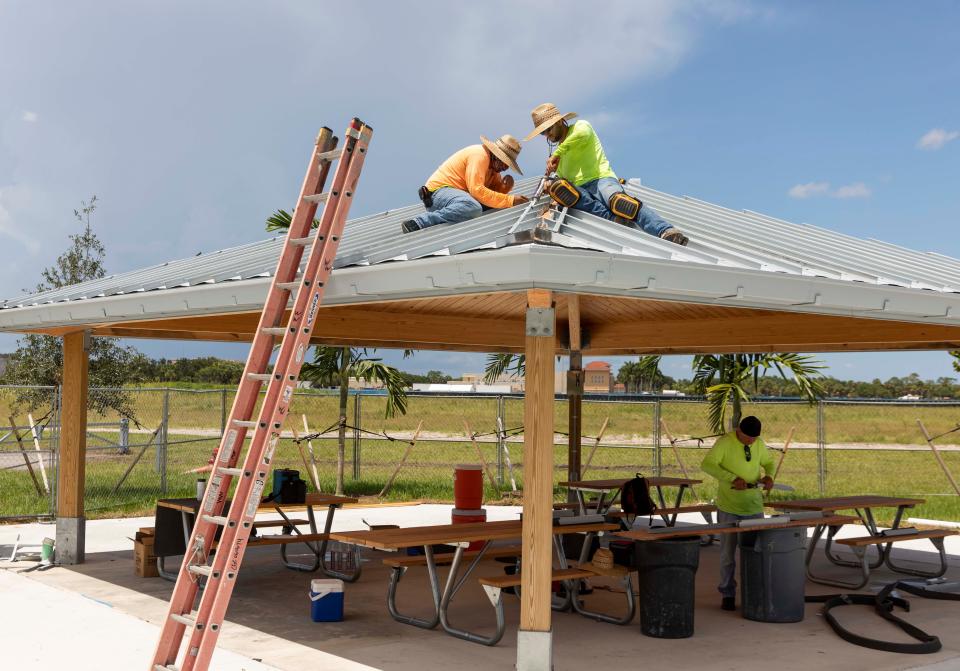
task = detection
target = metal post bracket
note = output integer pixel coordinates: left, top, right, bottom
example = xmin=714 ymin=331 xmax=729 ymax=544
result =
xmin=526 ymin=307 xmax=555 ymax=337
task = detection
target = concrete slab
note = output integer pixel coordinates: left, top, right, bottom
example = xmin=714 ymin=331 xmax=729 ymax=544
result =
xmin=2 ymin=505 xmax=959 ymax=671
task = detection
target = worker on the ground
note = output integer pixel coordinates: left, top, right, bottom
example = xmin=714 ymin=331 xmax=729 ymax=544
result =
xmin=523 ymin=103 xmax=689 ymax=246
xmin=700 ymin=415 xmax=775 ymax=612
xmin=401 ymin=135 xmax=529 ymax=234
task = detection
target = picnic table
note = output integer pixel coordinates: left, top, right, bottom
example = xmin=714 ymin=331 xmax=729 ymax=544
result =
xmin=771 ymin=495 xmax=954 ymax=588
xmin=559 ymin=476 xmax=712 ymax=527
xmin=330 ymin=518 xmax=622 ymax=645
xmin=154 ymin=492 xmax=359 ymax=582
xmin=616 ymin=513 xmax=858 ymax=541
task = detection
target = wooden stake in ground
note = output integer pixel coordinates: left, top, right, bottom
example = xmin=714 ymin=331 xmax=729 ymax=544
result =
xmin=580 ymin=417 xmax=610 ymax=477
xmin=9 ymin=416 xmax=43 ymax=496
xmin=301 ymin=414 xmax=321 ymax=493
xmin=113 ymin=425 xmax=163 ymax=494
xmin=291 ymin=426 xmax=321 ymax=492
xmin=659 ymin=418 xmax=698 ymax=499
xmin=917 ymin=419 xmax=960 ymax=497
xmin=27 ymin=413 xmax=50 ymax=494
xmin=772 ymin=426 xmax=796 ymax=483
xmin=378 ymin=420 xmax=424 ymax=498
xmin=463 ymin=420 xmax=500 ymax=492
xmin=497 ymin=416 xmax=520 ymax=495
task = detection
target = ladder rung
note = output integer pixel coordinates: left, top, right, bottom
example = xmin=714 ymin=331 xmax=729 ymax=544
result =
xmin=232 ymin=419 xmax=258 ymax=428
xmin=262 ymin=327 xmax=287 ymax=337
xmin=216 ymin=466 xmax=244 ymax=477
xmin=289 ymin=235 xmax=314 ymax=247
xmin=247 ymin=373 xmax=272 ymax=382
xmin=316 ymin=149 xmax=340 ymax=162
xmin=187 ymin=564 xmax=213 ymax=578
xmin=170 ymin=613 xmax=197 ymax=628
xmin=276 ymin=281 xmax=299 ymax=291
xmin=202 ymin=515 xmax=231 ymax=527
xmin=303 ymin=192 xmax=329 ymax=203
xmin=155 ymin=665 xmax=179 ymax=671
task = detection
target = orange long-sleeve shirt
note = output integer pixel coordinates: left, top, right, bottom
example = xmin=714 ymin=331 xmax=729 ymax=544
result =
xmin=424 ymin=145 xmax=518 ymax=209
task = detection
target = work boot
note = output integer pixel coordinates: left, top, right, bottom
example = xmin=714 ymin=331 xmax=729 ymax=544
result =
xmin=660 ymin=228 xmax=689 ymax=246
xmin=721 ymin=596 xmax=736 ymax=611
xmin=401 ymin=219 xmax=420 ymax=234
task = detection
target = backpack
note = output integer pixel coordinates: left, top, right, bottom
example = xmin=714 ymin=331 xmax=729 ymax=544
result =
xmin=621 ymin=473 xmax=657 ymax=524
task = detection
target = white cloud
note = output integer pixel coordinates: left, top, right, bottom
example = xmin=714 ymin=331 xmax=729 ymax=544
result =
xmin=21 ymin=111 xmax=38 ymax=123
xmin=916 ymin=128 xmax=959 ymax=150
xmin=788 ymin=181 xmax=830 ymax=199
xmin=833 ymin=182 xmax=872 ymax=199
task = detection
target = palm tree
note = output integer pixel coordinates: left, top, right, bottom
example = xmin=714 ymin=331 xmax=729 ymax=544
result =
xmin=690 ymin=353 xmax=825 ymax=433
xmin=951 ymin=351 xmax=960 ymax=375
xmin=266 ymin=209 xmax=409 ymax=495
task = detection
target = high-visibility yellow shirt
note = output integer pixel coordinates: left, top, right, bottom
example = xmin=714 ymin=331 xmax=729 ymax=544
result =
xmin=552 ymin=120 xmax=617 ymax=186
xmin=701 ymin=431 xmax=775 ymax=516
xmin=424 ymin=144 xmax=517 ymax=209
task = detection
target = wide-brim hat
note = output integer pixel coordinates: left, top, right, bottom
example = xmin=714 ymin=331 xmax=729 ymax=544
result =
xmin=524 ymin=102 xmax=577 ymax=141
xmin=480 ymin=134 xmax=523 ymax=174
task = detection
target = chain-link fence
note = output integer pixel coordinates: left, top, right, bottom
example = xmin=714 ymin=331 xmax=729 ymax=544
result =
xmin=0 ymin=387 xmax=958 ymax=523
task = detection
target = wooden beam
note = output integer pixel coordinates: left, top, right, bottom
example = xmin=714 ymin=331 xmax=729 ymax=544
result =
xmin=520 ymin=289 xmax=555 ymax=635
xmin=567 ymin=294 xmax=582 ymax=351
xmin=59 ymin=331 xmax=88 ymax=519
xmin=584 ymin=340 xmax=960 ymax=356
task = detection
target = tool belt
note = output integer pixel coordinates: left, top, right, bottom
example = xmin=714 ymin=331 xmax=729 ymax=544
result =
xmin=609 ymin=192 xmax=642 ymax=220
xmin=418 ymin=185 xmax=433 ymax=209
xmin=546 ymin=179 xmax=580 ymax=208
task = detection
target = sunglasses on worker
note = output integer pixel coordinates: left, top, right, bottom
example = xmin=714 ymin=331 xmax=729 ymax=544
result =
xmin=742 ymin=443 xmax=752 ymax=462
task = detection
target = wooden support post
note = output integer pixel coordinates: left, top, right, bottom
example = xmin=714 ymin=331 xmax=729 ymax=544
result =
xmin=772 ymin=426 xmax=796 ymax=483
xmin=291 ymin=426 xmax=320 ymax=492
xmin=567 ymin=341 xmax=583 ymax=504
xmin=918 ymin=420 xmax=960 ymax=497
xmin=464 ymin=420 xmax=500 ymax=493
xmin=27 ymin=413 xmax=50 ymax=494
xmin=518 ymin=289 xmax=555 ymax=671
xmin=58 ymin=331 xmax=89 ymax=564
xmin=302 ymin=414 xmax=321 ymax=493
xmin=378 ymin=420 xmax=424 ymax=498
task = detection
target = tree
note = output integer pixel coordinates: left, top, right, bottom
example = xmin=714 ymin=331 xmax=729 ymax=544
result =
xmin=266 ymin=209 xmax=409 ymax=495
xmin=952 ymin=351 xmax=960 ymax=375
xmin=2 ymin=197 xmax=142 ymax=420
xmin=617 ymin=356 xmax=670 ymax=392
xmin=690 ymin=353 xmax=825 ymax=433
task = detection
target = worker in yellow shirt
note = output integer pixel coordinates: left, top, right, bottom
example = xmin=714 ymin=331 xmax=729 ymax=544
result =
xmin=401 ymin=135 xmax=528 ymax=234
xmin=701 ymin=415 xmax=775 ymax=611
xmin=524 ymin=103 xmax=689 ymax=246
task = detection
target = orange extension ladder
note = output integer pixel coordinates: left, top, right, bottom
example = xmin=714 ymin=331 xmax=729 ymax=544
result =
xmin=151 ymin=118 xmax=373 ymax=671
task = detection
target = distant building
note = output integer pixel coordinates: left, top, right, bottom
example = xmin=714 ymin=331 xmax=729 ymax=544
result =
xmin=584 ymin=361 xmax=613 ymax=394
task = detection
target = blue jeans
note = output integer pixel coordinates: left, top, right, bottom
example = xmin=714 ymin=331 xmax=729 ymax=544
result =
xmin=570 ymin=176 xmax=672 ymax=237
xmin=717 ymin=510 xmax=764 ymax=598
xmin=414 ymin=187 xmax=483 ymax=229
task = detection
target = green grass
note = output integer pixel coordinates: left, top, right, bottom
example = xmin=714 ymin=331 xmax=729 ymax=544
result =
xmin=2 ymin=390 xmax=959 ymax=524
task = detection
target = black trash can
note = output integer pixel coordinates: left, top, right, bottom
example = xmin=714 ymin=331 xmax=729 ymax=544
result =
xmin=635 ymin=537 xmax=700 ymax=638
xmin=739 ymin=527 xmax=806 ymax=623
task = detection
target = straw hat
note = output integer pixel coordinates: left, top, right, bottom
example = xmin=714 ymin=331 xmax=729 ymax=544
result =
xmin=480 ymin=134 xmax=523 ymax=174
xmin=524 ymin=103 xmax=577 ymax=141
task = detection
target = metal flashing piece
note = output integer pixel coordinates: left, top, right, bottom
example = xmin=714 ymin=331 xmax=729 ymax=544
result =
xmin=526 ymin=307 xmax=555 ymax=337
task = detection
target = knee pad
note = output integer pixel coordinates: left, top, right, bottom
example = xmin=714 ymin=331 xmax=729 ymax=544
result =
xmin=609 ymin=193 xmax=642 ymax=221
xmin=547 ymin=179 xmax=580 ymax=208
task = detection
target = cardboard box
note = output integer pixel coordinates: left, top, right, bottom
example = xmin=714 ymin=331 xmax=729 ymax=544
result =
xmin=134 ymin=534 xmax=159 ymax=578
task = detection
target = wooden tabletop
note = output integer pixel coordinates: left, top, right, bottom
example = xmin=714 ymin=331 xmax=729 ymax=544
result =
xmin=616 ymin=514 xmax=859 ymax=541
xmin=330 ymin=520 xmax=620 ymax=551
xmin=772 ymin=496 xmax=925 ymax=512
xmin=156 ymin=493 xmax=358 ymax=513
xmin=560 ymin=476 xmax=702 ymax=491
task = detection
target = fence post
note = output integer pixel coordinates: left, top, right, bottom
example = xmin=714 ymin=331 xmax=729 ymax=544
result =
xmin=496 ymin=395 xmax=505 ymax=485
xmin=817 ymin=400 xmax=825 ymax=496
xmin=220 ymin=388 xmax=227 ymax=438
xmin=353 ymin=393 xmax=361 ymax=480
xmin=653 ymin=400 xmax=662 ymax=476
xmin=160 ymin=388 xmax=170 ymax=495
xmin=119 ymin=417 xmax=130 ymax=455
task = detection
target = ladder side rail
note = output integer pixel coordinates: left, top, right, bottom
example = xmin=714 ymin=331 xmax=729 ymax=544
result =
xmin=178 ymin=121 xmax=372 ymax=671
xmin=151 ymin=128 xmax=339 ymax=669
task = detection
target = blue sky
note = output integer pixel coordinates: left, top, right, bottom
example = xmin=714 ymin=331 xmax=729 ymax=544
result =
xmin=1 ymin=1 xmax=958 ymax=381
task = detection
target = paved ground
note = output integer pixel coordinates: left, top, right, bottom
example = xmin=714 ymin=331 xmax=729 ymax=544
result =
xmin=2 ymin=505 xmax=959 ymax=670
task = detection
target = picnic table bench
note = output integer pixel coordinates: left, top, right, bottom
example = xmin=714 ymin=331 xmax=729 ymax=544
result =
xmin=559 ymin=477 xmax=712 ymax=528
xmin=771 ymin=495 xmax=956 ymax=588
xmin=155 ymin=493 xmax=359 ymax=582
xmin=331 ymin=518 xmax=627 ymax=645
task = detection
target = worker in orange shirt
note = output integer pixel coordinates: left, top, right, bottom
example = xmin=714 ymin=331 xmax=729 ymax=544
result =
xmin=401 ymin=135 xmax=529 ymax=234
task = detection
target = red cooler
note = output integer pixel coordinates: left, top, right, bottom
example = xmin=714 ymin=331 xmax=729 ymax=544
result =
xmin=451 ymin=507 xmax=487 ymax=551
xmin=453 ymin=464 xmax=483 ymax=509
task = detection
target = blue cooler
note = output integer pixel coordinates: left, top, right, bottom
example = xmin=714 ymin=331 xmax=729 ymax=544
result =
xmin=310 ymin=579 xmax=344 ymax=622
